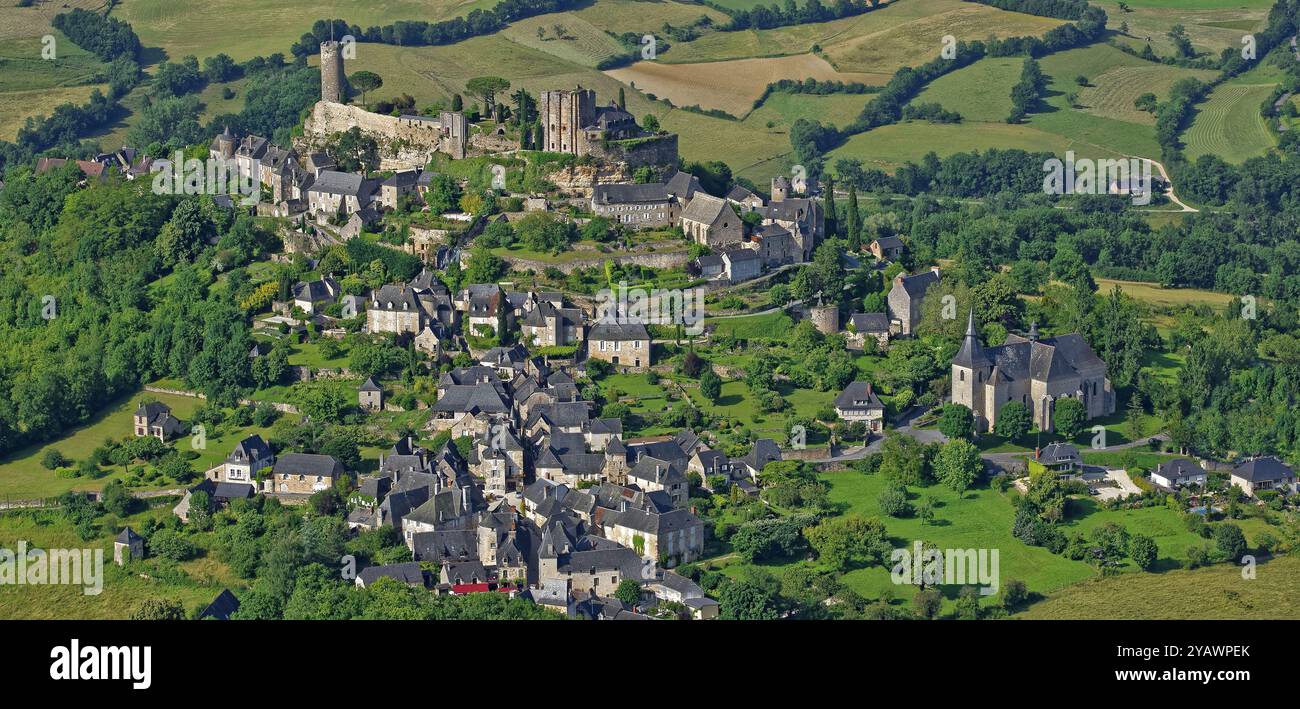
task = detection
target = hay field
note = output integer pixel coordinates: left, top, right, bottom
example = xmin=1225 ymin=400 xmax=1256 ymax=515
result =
xmin=605 ymin=53 xmax=879 ymax=117
xmin=500 ymin=13 xmax=629 ymax=68
xmin=115 ymin=0 xmax=493 ymax=61
xmin=821 ymin=0 xmax=1064 ymax=75
xmin=0 ymin=0 xmax=104 ymax=42
xmin=0 ymin=33 xmax=108 ymax=141
xmin=1184 ymin=63 xmax=1280 ymax=162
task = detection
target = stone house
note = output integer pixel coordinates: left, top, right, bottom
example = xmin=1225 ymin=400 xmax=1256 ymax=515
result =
xmin=379 ymin=169 xmax=422 ymax=210
xmin=368 ymin=283 xmax=426 ymax=335
xmin=834 ymin=381 xmax=885 ymax=433
xmin=591 ymin=183 xmax=678 ymax=228
xmin=750 ymin=223 xmax=800 ymax=267
xmin=726 ymin=185 xmax=765 ymax=212
xmin=887 ymin=267 xmax=941 ymax=336
xmin=291 ymin=277 xmax=341 ymax=314
xmin=520 ymin=301 xmax=584 ymax=348
xmin=113 ymin=527 xmax=144 ymax=566
xmin=761 ymin=197 xmax=822 ymax=262
xmin=133 ymin=401 xmax=184 ymax=441
xmin=681 ymin=193 xmax=743 ymax=250
xmin=586 ymin=321 xmax=652 ymax=370
xmin=270 ymin=453 xmax=345 ymax=494
xmin=625 ymin=456 xmax=688 ymax=508
xmin=306 ymin=170 xmax=376 ymax=217
xmin=846 ymin=312 xmax=891 ymax=351
xmin=215 ymin=435 xmax=275 ymax=485
xmin=358 ymin=377 xmax=384 ymax=411
xmin=458 ymin=283 xmax=507 ymax=339
xmin=870 ymin=236 xmax=905 ymax=261
xmin=601 ymin=506 xmax=704 ymax=566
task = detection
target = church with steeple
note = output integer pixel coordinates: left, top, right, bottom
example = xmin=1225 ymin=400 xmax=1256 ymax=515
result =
xmin=951 ymin=311 xmax=1115 ymax=434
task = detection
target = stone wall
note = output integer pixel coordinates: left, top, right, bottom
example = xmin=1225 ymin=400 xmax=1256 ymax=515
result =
xmin=495 ymin=247 xmax=690 ymax=275
xmin=593 ymin=133 xmax=679 ymax=169
xmin=299 ymin=102 xmax=468 ymax=169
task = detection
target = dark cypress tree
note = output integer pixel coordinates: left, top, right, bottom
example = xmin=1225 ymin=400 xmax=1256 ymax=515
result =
xmin=824 ymin=174 xmax=838 ymax=238
xmin=846 ymin=184 xmax=862 ymax=250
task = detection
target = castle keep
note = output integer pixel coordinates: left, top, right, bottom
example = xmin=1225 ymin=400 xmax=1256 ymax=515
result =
xmin=540 ymin=87 xmax=677 ymax=168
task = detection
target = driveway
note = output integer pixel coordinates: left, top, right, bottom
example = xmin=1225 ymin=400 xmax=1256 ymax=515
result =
xmin=1100 ymin=469 xmax=1143 ymax=499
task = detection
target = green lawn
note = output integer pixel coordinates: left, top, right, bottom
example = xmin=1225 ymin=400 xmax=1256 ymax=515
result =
xmin=915 ymin=56 xmax=1021 ymax=123
xmin=707 ymin=471 xmax=1093 ymax=611
xmin=0 ymin=503 xmax=243 ymax=619
xmin=0 ymin=392 xmax=210 ymax=499
xmin=706 ymin=311 xmax=795 ymax=341
xmin=703 ymin=466 xmax=1277 ymax=616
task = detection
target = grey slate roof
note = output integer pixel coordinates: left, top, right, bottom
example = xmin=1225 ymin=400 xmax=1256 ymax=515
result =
xmin=896 ymin=270 xmax=941 ymax=297
xmin=227 ymin=431 xmax=273 ymax=463
xmin=835 ymin=381 xmax=883 ymax=412
xmin=199 ymin=589 xmax=241 ymax=620
xmin=681 ymin=193 xmax=731 ymax=225
xmin=274 ymin=453 xmax=344 ymax=477
xmin=1037 ymin=442 xmax=1080 ymax=466
xmin=1232 ymin=457 xmax=1296 ymax=483
xmin=1154 ymin=458 xmax=1207 ymax=481
xmin=309 ymin=169 xmax=368 ymax=197
xmin=627 ymin=456 xmax=687 ymax=486
xmin=850 ymin=312 xmax=889 ymax=333
xmin=371 ymin=284 xmax=422 ymax=312
xmin=665 ymin=171 xmax=702 ymax=203
xmin=588 ymin=321 xmax=650 ymax=342
xmin=358 ymin=562 xmax=426 ymax=587
xmin=432 ymin=384 xmax=511 ymax=415
xmin=410 ymin=528 xmax=478 ymax=561
xmin=593 ymin=183 xmax=671 ymax=205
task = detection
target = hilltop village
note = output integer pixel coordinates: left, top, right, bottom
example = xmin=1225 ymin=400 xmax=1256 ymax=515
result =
xmin=8 ymin=3 xmax=1300 ymax=623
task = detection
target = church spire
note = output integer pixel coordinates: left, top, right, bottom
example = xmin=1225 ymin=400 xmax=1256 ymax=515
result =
xmin=952 ymin=309 xmax=989 ymax=368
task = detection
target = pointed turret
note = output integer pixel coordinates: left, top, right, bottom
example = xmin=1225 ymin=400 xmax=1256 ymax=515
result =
xmin=952 ymin=309 xmax=990 ymax=368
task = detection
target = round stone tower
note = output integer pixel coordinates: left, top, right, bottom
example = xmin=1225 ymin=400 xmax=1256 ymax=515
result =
xmin=320 ymin=41 xmax=344 ymax=103
xmin=809 ymin=304 xmax=839 ymax=335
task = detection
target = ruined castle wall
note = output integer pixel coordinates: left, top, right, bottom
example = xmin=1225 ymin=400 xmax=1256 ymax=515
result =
xmin=300 ymin=101 xmax=468 ymax=169
xmin=585 ymin=133 xmax=679 ymax=169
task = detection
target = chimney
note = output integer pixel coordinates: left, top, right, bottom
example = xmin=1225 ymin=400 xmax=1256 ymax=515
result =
xmin=462 ymin=485 xmax=470 ymax=514
xmin=656 ymin=464 xmax=663 ymax=482
xmin=620 ymin=500 xmax=628 ymax=512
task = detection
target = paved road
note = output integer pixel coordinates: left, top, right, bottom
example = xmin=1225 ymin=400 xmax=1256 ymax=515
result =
xmin=808 ymin=405 xmax=948 ymax=463
xmin=812 ymin=414 xmax=1170 ymax=470
xmin=1130 ymin=156 xmax=1198 ymax=213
